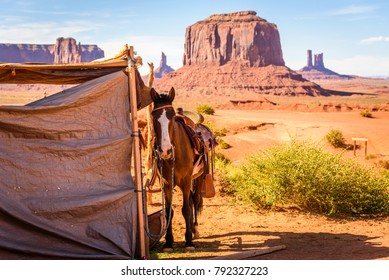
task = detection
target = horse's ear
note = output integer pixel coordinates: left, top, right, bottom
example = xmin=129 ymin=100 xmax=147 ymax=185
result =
xmin=168 ymin=87 xmax=175 ymax=102
xmin=150 ymin=88 xmax=158 ymax=102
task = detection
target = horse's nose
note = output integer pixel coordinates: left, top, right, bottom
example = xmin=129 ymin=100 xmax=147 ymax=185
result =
xmin=161 ymin=146 xmax=174 ymax=160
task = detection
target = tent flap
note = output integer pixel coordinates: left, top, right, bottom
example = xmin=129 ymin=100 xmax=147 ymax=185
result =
xmin=0 ymin=71 xmax=140 ymax=259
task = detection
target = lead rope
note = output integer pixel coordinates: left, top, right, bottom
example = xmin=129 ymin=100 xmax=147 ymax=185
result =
xmin=144 ymin=146 xmax=175 ymax=242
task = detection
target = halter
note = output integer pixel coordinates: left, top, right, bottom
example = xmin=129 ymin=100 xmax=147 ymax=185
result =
xmin=151 ymin=105 xmax=174 ymax=113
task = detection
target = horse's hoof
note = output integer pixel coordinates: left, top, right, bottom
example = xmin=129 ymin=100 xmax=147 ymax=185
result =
xmin=185 ymin=246 xmax=196 ymax=252
xmin=162 ymin=247 xmax=174 ymax=253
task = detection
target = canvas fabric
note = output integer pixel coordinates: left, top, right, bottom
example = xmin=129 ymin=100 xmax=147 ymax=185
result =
xmin=0 ymin=71 xmax=140 ymax=259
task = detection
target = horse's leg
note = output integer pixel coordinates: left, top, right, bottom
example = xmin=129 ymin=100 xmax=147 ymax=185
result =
xmin=182 ymin=176 xmax=195 ymax=251
xmin=163 ymin=183 xmax=174 ymax=253
xmin=192 ymin=177 xmax=203 ymax=239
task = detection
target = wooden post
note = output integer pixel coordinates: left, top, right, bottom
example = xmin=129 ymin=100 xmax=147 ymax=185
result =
xmin=352 ymin=137 xmax=368 ymax=159
xmin=146 ymin=63 xmax=155 ymax=205
xmin=127 ymin=45 xmax=148 ymax=259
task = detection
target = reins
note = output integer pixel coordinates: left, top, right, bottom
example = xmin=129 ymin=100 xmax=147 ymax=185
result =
xmin=144 ymin=146 xmax=175 ymax=242
xmin=143 ymin=112 xmax=176 ymax=241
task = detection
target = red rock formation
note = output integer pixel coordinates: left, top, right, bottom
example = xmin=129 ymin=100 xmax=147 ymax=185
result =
xmin=156 ymin=63 xmax=326 ymax=98
xmin=53 ymin=37 xmax=82 ymax=64
xmin=155 ymin=11 xmax=329 ymax=98
xmin=80 ymin=44 xmax=105 ymax=62
xmin=0 ymin=37 xmax=104 ymax=64
xmin=183 ymin=11 xmax=284 ymax=67
xmin=0 ymin=43 xmax=54 ymax=63
xmin=314 ymin=53 xmax=324 ymax=70
xmin=299 ymin=50 xmax=352 ymax=80
xmin=307 ymin=50 xmax=313 ymax=68
xmin=154 ymin=52 xmax=174 ymax=78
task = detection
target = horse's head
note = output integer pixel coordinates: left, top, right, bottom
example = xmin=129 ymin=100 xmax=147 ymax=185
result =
xmin=151 ymin=87 xmax=176 ymax=160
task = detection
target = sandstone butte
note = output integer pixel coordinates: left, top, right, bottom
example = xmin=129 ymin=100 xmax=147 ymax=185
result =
xmin=154 ymin=11 xmax=329 ymax=99
xmin=0 ymin=37 xmax=104 ymax=64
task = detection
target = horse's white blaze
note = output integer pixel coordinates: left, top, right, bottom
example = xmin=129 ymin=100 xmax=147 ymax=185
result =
xmin=158 ymin=109 xmax=172 ymax=155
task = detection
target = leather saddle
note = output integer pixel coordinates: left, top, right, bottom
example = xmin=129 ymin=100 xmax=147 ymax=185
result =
xmin=175 ymin=109 xmax=217 ymax=198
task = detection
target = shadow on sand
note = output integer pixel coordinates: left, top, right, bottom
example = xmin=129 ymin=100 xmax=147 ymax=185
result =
xmin=152 ymin=229 xmax=389 ymax=260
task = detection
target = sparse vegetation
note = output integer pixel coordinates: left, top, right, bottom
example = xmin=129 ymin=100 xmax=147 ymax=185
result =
xmin=197 ymin=104 xmax=215 ymax=115
xmin=217 ymin=140 xmax=389 ymax=216
xmin=360 ymin=110 xmax=373 ymax=118
xmin=218 ymin=138 xmax=231 ymax=149
xmin=325 ymin=129 xmax=347 ymax=148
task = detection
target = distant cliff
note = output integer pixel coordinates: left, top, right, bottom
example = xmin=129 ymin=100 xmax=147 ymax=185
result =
xmin=0 ymin=37 xmax=104 ymax=64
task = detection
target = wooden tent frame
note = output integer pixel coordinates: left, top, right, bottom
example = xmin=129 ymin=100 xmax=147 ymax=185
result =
xmin=126 ymin=46 xmax=148 ymax=259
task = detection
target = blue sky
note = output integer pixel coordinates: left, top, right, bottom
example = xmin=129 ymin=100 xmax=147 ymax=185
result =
xmin=1 ymin=0 xmax=389 ymax=76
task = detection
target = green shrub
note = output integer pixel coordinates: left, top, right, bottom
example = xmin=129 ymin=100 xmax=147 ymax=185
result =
xmin=360 ymin=110 xmax=373 ymax=118
xmin=218 ymin=138 xmax=231 ymax=149
xmin=326 ymin=129 xmax=347 ymax=148
xmin=197 ymin=104 xmax=215 ymax=115
xmin=217 ymin=140 xmax=389 ymax=215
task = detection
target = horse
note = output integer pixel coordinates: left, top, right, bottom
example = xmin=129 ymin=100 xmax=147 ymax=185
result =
xmin=150 ymin=87 xmax=203 ymax=252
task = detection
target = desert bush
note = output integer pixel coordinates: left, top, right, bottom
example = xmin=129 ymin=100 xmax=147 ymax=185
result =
xmin=197 ymin=104 xmax=215 ymax=115
xmin=217 ymin=140 xmax=389 ymax=215
xmin=360 ymin=110 xmax=373 ymax=118
xmin=218 ymin=138 xmax=231 ymax=149
xmin=325 ymin=129 xmax=347 ymax=148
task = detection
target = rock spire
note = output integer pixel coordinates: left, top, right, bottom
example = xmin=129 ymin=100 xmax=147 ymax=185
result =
xmin=154 ymin=52 xmax=174 ymax=78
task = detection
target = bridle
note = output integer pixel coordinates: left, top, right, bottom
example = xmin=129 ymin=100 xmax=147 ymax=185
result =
xmin=151 ymin=105 xmax=174 ymax=113
xmin=151 ymin=104 xmax=176 ymax=160
xmin=144 ymin=103 xmax=176 ymax=242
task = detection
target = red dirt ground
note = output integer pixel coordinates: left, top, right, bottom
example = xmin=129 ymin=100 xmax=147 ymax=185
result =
xmin=149 ymin=109 xmax=389 ymax=260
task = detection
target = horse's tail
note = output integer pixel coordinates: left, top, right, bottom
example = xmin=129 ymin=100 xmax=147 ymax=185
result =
xmin=193 ymin=176 xmax=204 ymax=214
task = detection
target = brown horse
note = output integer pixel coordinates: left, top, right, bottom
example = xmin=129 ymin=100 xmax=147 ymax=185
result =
xmin=150 ymin=87 xmax=203 ymax=252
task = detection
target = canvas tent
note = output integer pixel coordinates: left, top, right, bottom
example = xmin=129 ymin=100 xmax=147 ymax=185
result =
xmin=0 ymin=47 xmax=151 ymax=259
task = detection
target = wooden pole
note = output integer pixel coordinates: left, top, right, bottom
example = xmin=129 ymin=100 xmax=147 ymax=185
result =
xmin=127 ymin=45 xmax=148 ymax=259
xmin=146 ymin=63 xmax=155 ymax=205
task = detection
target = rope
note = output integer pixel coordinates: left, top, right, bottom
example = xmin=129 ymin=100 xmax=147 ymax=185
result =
xmin=128 ymin=51 xmax=138 ymax=69
xmin=143 ymin=146 xmax=175 ymax=242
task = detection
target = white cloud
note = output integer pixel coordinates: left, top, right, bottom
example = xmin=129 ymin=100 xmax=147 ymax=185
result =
xmin=331 ymin=5 xmax=376 ymax=16
xmin=0 ymin=20 xmax=104 ymax=44
xmin=360 ymin=36 xmax=389 ymax=44
xmin=326 ymin=56 xmax=389 ymax=77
